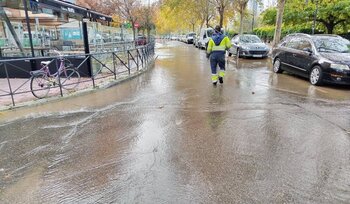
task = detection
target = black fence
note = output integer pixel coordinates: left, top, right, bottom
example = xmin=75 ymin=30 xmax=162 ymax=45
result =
xmin=0 ymin=42 xmax=155 ymax=107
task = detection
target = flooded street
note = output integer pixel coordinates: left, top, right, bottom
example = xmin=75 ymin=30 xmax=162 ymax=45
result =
xmin=1 ymin=41 xmax=350 ymax=203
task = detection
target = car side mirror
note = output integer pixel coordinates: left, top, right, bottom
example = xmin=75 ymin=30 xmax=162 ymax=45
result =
xmin=303 ymin=47 xmax=313 ymax=55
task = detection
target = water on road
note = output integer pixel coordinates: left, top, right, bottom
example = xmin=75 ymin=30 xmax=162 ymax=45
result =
xmin=1 ymin=41 xmax=350 ymax=203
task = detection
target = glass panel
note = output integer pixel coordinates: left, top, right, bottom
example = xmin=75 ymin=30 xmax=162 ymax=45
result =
xmin=286 ymin=38 xmax=300 ymax=49
xmin=298 ymin=40 xmax=311 ymax=50
xmin=87 ymin=21 xmax=134 ymax=53
xmin=313 ymin=37 xmax=350 ymax=53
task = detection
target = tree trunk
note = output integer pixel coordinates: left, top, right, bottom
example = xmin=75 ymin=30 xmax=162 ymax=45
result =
xmin=219 ymin=10 xmax=224 ymax=28
xmin=132 ymin=26 xmax=136 ymax=42
xmin=206 ymin=13 xmax=211 ymax=28
xmin=272 ymin=0 xmax=286 ymax=47
xmin=239 ymin=10 xmax=244 ymax=34
xmin=147 ymin=27 xmax=151 ymax=43
xmin=326 ymin=24 xmax=334 ymax=34
xmin=321 ymin=21 xmax=335 ymax=34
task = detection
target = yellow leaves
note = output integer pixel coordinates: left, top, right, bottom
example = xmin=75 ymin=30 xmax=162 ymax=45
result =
xmin=156 ymin=0 xmax=207 ymax=34
xmin=111 ymin=15 xmax=122 ymax=27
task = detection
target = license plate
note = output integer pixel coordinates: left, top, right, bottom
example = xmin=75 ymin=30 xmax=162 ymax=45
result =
xmin=253 ymin=55 xmax=262 ymax=58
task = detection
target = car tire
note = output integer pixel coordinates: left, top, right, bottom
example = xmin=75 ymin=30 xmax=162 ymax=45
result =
xmin=273 ymin=58 xmax=283 ymax=73
xmin=228 ymin=52 xmax=232 ymax=57
xmin=309 ymin=65 xmax=323 ymax=86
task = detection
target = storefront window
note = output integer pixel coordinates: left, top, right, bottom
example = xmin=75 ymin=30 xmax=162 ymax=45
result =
xmin=0 ymin=0 xmax=120 ymax=58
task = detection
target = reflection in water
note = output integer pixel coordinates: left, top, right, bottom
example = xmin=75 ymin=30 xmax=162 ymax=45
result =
xmin=234 ymin=57 xmax=270 ymax=69
xmin=207 ymin=87 xmax=225 ymax=131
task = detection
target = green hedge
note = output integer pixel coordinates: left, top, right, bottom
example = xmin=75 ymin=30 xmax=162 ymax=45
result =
xmin=253 ymin=26 xmax=322 ymax=42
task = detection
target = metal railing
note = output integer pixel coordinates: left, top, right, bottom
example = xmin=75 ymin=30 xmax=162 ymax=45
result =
xmin=0 ymin=42 xmax=155 ymax=107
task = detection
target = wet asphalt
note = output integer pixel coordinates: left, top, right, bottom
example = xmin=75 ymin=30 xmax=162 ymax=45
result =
xmin=0 ymin=41 xmax=350 ymax=203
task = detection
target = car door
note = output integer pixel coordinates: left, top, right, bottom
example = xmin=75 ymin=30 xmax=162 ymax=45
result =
xmin=273 ymin=39 xmax=288 ymax=66
xmin=293 ymin=39 xmax=317 ymax=77
xmin=282 ymin=38 xmax=304 ymax=75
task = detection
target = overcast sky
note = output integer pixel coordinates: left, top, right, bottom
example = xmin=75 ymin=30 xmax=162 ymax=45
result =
xmin=140 ymin=0 xmax=158 ymax=5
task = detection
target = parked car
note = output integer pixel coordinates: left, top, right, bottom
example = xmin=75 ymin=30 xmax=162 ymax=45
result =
xmin=180 ymin=35 xmax=187 ymax=43
xmin=193 ymin=35 xmax=199 ymax=47
xmin=198 ymin=28 xmax=214 ymax=49
xmin=186 ymin=32 xmax=196 ymax=44
xmin=228 ymin=34 xmax=269 ymax=58
xmin=170 ymin=35 xmax=179 ymax=41
xmin=136 ymin=35 xmax=147 ymax=46
xmin=272 ymin=33 xmax=350 ymax=85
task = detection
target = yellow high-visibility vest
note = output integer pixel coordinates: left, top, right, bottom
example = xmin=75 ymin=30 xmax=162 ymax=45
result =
xmin=207 ymin=36 xmax=231 ymax=53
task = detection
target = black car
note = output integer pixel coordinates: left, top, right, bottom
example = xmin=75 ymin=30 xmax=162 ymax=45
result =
xmin=272 ymin=33 xmax=350 ymax=85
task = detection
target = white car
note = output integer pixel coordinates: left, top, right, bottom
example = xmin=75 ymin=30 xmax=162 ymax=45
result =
xmin=186 ymin=32 xmax=196 ymax=44
xmin=197 ymin=28 xmax=214 ymax=49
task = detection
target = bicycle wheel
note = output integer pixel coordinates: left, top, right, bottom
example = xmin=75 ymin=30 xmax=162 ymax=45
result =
xmin=30 ymin=73 xmax=51 ymax=99
xmin=59 ymin=68 xmax=80 ymax=90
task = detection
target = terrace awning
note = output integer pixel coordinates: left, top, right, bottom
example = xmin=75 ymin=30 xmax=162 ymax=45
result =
xmin=29 ymin=0 xmax=112 ymax=22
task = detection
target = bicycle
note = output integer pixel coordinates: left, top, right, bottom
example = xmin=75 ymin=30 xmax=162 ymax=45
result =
xmin=30 ymin=50 xmax=81 ymax=99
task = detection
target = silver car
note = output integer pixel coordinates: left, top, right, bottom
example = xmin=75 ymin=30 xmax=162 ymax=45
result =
xmin=229 ymin=34 xmax=269 ymax=58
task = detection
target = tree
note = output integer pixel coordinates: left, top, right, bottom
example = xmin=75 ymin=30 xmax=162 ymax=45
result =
xmin=272 ymin=0 xmax=286 ymax=47
xmin=77 ymin=0 xmax=121 ymax=15
xmin=104 ymin=0 xmax=141 ymax=41
xmin=235 ymin=0 xmax=249 ymax=34
xmin=209 ymin=0 xmax=234 ymax=28
xmin=197 ymin=0 xmax=216 ymax=28
xmin=137 ymin=2 xmax=157 ymax=39
xmin=309 ymin=0 xmax=350 ymax=34
xmin=261 ymin=7 xmax=277 ymax=26
xmin=155 ymin=0 xmax=214 ymax=34
xmin=261 ymin=0 xmax=350 ymax=34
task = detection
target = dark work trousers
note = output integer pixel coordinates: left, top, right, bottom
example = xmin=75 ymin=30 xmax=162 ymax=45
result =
xmin=210 ymin=51 xmax=226 ymax=75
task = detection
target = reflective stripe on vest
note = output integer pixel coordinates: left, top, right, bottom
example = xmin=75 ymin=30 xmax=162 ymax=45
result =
xmin=212 ymin=45 xmax=226 ymax=51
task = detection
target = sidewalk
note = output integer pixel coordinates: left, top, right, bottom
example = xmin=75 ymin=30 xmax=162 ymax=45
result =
xmin=0 ymin=61 xmax=154 ymax=110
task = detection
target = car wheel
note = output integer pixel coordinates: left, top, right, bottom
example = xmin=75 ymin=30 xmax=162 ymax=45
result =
xmin=273 ymin=58 xmax=283 ymax=73
xmin=228 ymin=52 xmax=232 ymax=57
xmin=309 ymin=65 xmax=323 ymax=85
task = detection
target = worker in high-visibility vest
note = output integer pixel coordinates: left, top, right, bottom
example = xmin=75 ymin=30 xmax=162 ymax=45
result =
xmin=206 ymin=26 xmax=231 ymax=85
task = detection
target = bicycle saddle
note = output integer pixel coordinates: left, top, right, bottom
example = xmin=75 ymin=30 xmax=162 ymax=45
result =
xmin=41 ymin=61 xmax=51 ymax=65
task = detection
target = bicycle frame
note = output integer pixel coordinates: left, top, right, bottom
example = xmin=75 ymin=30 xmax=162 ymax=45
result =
xmin=40 ymin=58 xmax=67 ymax=79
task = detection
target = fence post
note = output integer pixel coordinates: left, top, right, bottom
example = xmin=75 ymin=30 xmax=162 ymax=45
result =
xmin=55 ymin=57 xmax=64 ymax=97
xmin=88 ymin=55 xmax=96 ymax=88
xmin=127 ymin=51 xmax=131 ymax=75
xmin=4 ymin=62 xmax=15 ymax=106
xmin=113 ymin=53 xmax=117 ymax=80
xmin=146 ymin=46 xmax=149 ymax=63
xmin=137 ymin=50 xmax=139 ymax=71
xmin=142 ymin=48 xmax=144 ymax=69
